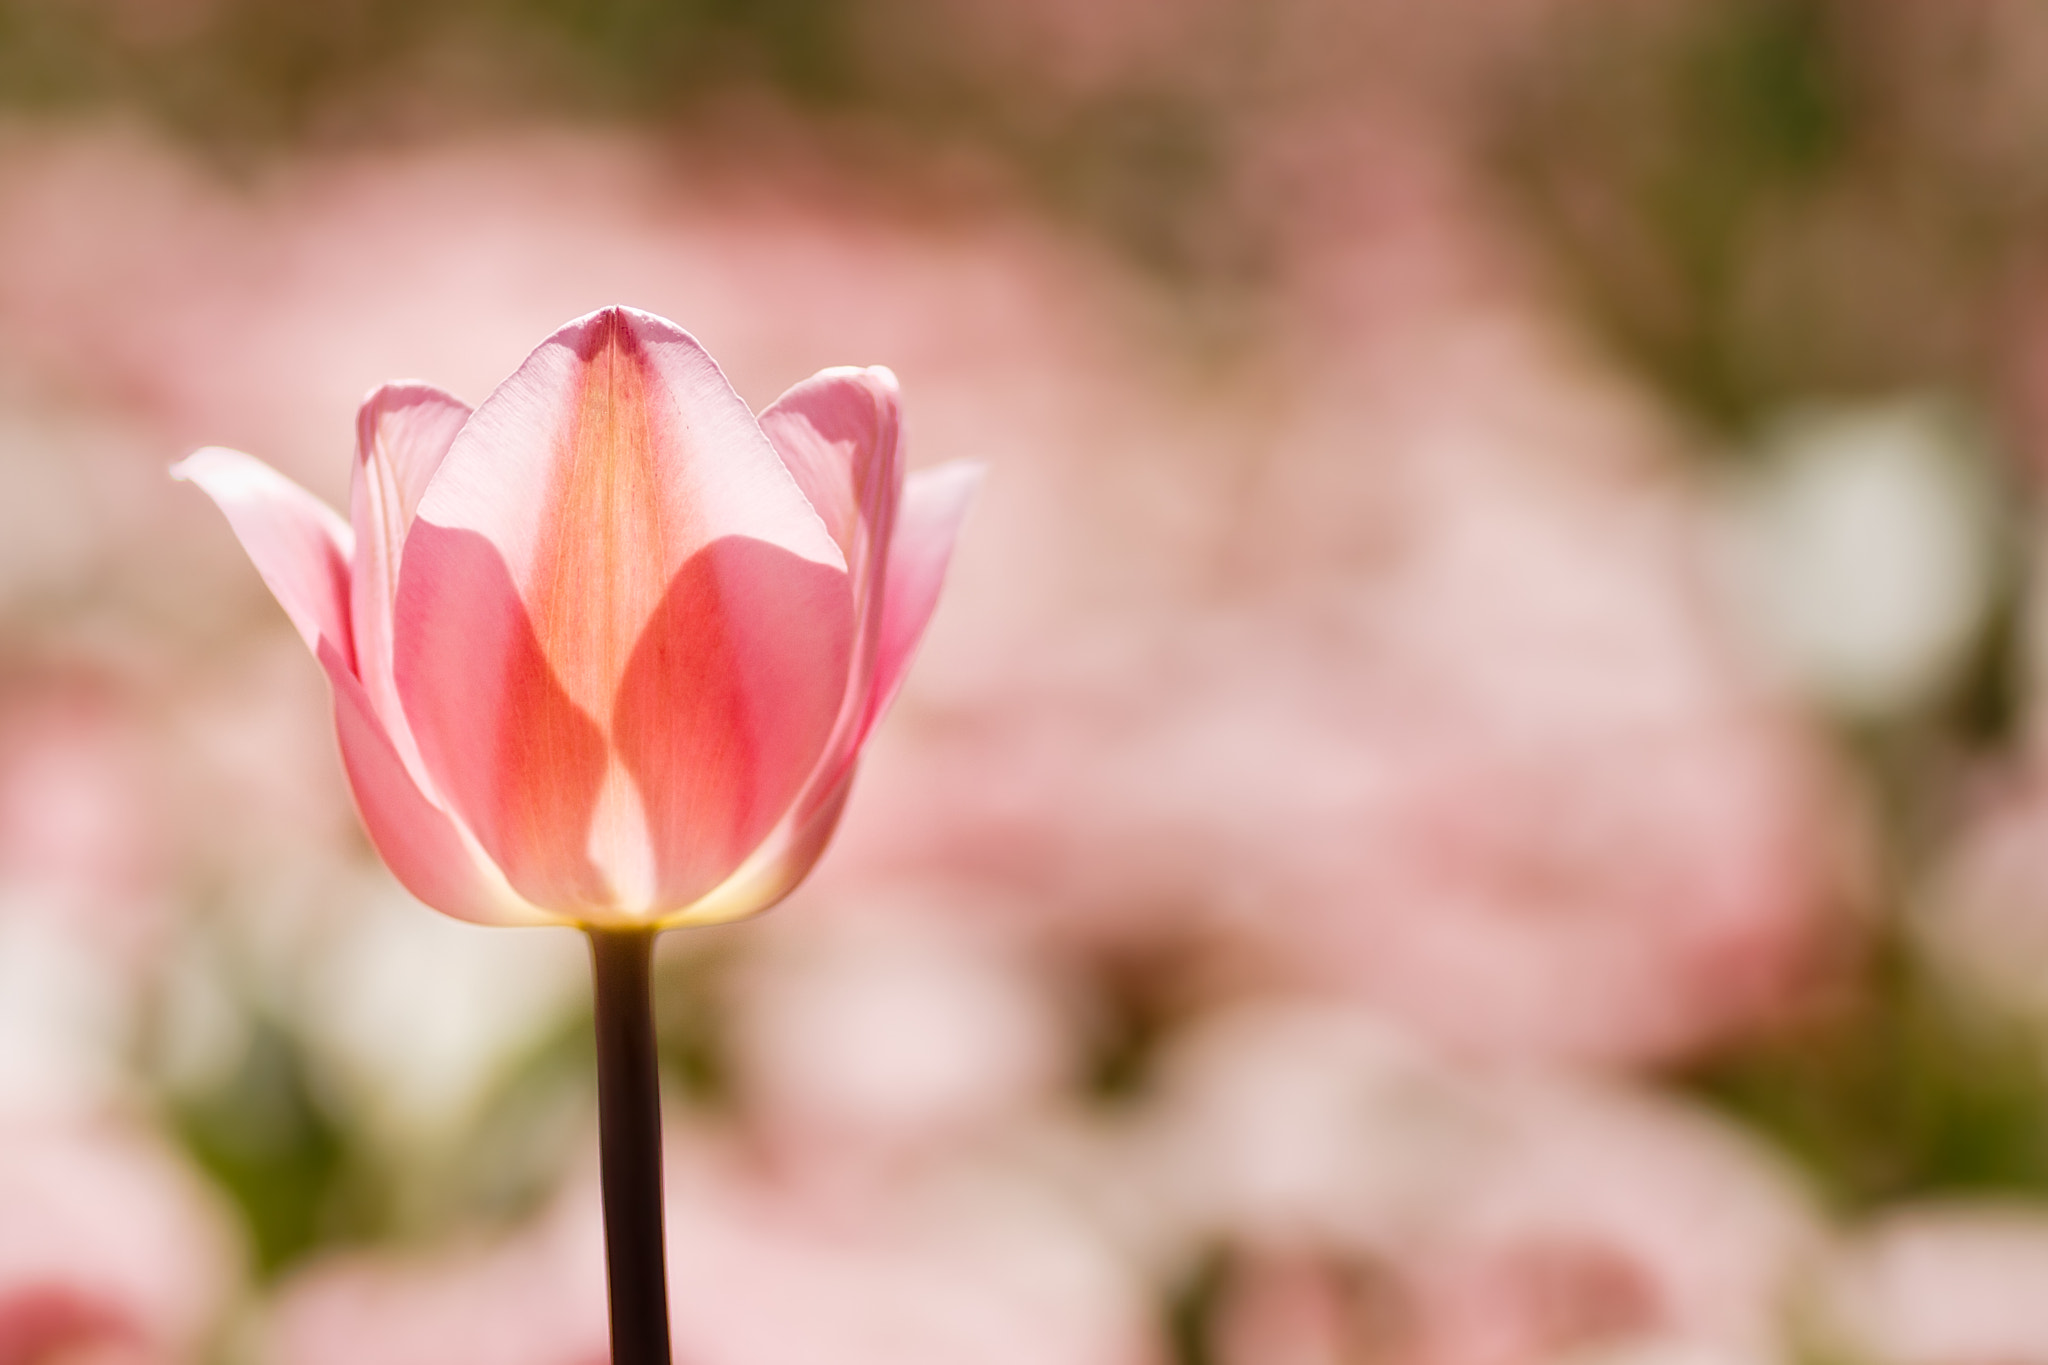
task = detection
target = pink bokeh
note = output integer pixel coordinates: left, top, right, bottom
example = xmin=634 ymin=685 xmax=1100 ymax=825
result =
xmin=0 ymin=1121 xmax=241 ymax=1365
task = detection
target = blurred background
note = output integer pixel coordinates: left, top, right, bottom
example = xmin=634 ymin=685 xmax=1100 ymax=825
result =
xmin=13 ymin=0 xmax=2048 ymax=1362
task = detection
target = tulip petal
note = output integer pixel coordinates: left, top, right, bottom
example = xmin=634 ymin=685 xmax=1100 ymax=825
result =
xmin=862 ymin=460 xmax=983 ymax=734
xmin=396 ymin=307 xmax=853 ymax=918
xmin=172 ymin=447 xmax=355 ymax=668
xmin=704 ymin=462 xmax=977 ymax=926
xmin=758 ymin=365 xmax=903 ymax=794
xmin=349 ymin=384 xmax=471 ymax=752
xmin=612 ymin=537 xmax=854 ymax=910
xmin=758 ymin=365 xmax=902 ymax=590
xmin=395 ymin=521 xmax=616 ymax=912
xmin=176 ymin=447 xmax=532 ymax=924
xmin=316 ymin=639 xmax=545 ymax=927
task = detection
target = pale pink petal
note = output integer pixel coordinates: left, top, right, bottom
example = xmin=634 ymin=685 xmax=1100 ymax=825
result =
xmin=863 ymin=460 xmax=983 ymax=734
xmin=741 ymin=464 xmax=979 ymax=922
xmin=177 ymin=444 xmax=527 ymax=923
xmin=349 ymin=383 xmax=471 ymax=749
xmin=759 ymin=366 xmax=903 ymax=753
xmin=759 ymin=365 xmax=903 ymax=588
xmin=658 ymin=386 xmax=969 ymax=926
xmin=313 ymin=638 xmax=540 ymax=927
xmin=172 ymin=446 xmax=355 ymax=670
xmin=395 ymin=307 xmax=853 ymax=919
xmin=754 ymin=365 xmax=909 ymax=823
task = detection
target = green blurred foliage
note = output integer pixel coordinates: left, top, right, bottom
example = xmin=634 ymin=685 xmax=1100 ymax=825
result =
xmin=1494 ymin=0 xmax=1855 ymax=425
xmin=167 ymin=1013 xmax=356 ymax=1276
xmin=150 ymin=942 xmax=742 ymax=1278
xmin=1689 ymin=927 xmax=2048 ymax=1214
xmin=1493 ymin=0 xmax=2048 ymax=433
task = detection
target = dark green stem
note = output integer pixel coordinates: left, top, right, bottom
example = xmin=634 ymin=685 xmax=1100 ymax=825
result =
xmin=588 ymin=928 xmax=672 ymax=1365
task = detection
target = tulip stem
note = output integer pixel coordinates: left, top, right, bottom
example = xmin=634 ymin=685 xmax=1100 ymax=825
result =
xmin=589 ymin=927 xmax=672 ymax=1365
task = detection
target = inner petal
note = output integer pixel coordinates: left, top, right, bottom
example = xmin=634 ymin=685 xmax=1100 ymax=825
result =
xmin=589 ymin=753 xmax=660 ymax=914
xmin=532 ymin=311 xmax=671 ymax=725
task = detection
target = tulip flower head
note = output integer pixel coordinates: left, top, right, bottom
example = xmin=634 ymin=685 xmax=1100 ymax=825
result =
xmin=178 ymin=307 xmax=978 ymax=930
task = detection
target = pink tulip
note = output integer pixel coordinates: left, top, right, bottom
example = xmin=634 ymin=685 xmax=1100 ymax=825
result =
xmin=175 ymin=306 xmax=978 ymax=929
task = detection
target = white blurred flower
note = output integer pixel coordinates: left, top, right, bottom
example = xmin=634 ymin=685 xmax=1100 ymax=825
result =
xmin=293 ymin=881 xmax=586 ymax=1148
xmin=0 ymin=914 xmax=131 ymax=1118
xmin=1714 ymin=398 xmax=2001 ymax=721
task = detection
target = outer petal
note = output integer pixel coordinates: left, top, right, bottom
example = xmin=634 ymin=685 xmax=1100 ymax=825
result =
xmin=758 ymin=365 xmax=903 ymax=590
xmin=349 ymin=384 xmax=471 ymax=756
xmin=757 ymin=366 xmax=902 ymax=778
xmin=395 ymin=307 xmax=854 ymax=921
xmin=317 ymin=640 xmax=546 ymax=926
xmin=666 ymin=460 xmax=980 ymax=929
xmin=172 ymin=447 xmax=354 ymax=668
xmin=176 ymin=448 xmax=528 ymax=924
xmin=863 ymin=460 xmax=983 ymax=734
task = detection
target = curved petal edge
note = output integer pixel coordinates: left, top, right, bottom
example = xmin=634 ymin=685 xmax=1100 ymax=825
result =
xmin=173 ymin=447 xmax=355 ymax=668
xmin=350 ymin=383 xmax=472 ymax=757
xmin=316 ymin=639 xmax=552 ymax=928
xmin=863 ymin=459 xmax=984 ymax=735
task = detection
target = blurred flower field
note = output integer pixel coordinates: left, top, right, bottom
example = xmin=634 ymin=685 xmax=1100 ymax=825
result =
xmin=11 ymin=1 xmax=2048 ymax=1362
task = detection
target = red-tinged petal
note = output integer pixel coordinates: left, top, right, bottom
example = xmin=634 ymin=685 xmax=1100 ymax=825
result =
xmin=395 ymin=308 xmax=853 ymax=918
xmin=721 ymin=463 xmax=978 ymax=925
xmin=172 ymin=447 xmax=355 ymax=671
xmin=349 ymin=384 xmax=470 ymax=753
xmin=395 ymin=520 xmax=615 ymax=912
xmin=612 ymin=537 xmax=853 ymax=912
xmin=862 ymin=460 xmax=983 ymax=735
xmin=314 ymin=638 xmax=548 ymax=927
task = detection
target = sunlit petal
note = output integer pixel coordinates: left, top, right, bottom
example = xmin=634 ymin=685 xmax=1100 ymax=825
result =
xmin=349 ymin=383 xmax=470 ymax=754
xmin=173 ymin=446 xmax=355 ymax=670
xmin=862 ymin=460 xmax=983 ymax=735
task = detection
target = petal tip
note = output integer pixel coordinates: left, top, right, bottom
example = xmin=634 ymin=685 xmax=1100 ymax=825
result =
xmin=556 ymin=304 xmax=706 ymax=355
xmin=357 ymin=379 xmax=467 ymax=411
xmin=917 ymin=457 xmax=989 ymax=502
xmin=803 ymin=364 xmax=900 ymax=400
xmin=169 ymin=445 xmax=239 ymax=483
